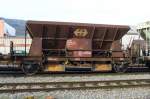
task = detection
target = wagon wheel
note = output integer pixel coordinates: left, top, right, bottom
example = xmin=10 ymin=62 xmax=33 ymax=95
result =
xmin=21 ymin=61 xmax=40 ymax=75
xmin=113 ymin=62 xmax=128 ymax=73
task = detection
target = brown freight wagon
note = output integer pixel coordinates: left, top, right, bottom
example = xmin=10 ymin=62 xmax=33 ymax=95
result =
xmin=0 ymin=20 xmax=130 ymax=75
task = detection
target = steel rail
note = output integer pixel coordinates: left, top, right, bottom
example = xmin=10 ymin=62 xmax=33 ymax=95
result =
xmin=0 ymin=79 xmax=149 ymax=93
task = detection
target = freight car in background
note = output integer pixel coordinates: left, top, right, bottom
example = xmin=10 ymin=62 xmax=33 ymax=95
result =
xmin=0 ymin=20 xmax=149 ymax=75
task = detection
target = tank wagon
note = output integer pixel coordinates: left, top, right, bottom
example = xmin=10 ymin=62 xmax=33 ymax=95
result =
xmin=0 ymin=21 xmax=132 ymax=75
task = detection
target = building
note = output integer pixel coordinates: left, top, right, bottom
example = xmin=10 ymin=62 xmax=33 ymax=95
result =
xmin=0 ymin=37 xmax=32 ymax=54
xmin=121 ymin=26 xmax=143 ymax=50
xmin=136 ymin=21 xmax=150 ymax=49
xmin=0 ymin=19 xmax=4 ymax=37
xmin=136 ymin=21 xmax=150 ymax=41
xmin=0 ymin=18 xmax=16 ymax=37
xmin=0 ymin=18 xmax=30 ymax=54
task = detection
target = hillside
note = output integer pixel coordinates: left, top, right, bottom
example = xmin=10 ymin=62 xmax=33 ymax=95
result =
xmin=1 ymin=17 xmax=26 ymax=37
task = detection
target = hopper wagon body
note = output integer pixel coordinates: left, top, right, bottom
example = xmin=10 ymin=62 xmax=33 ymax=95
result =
xmin=22 ymin=21 xmax=130 ymax=74
xmin=0 ymin=20 xmax=131 ymax=75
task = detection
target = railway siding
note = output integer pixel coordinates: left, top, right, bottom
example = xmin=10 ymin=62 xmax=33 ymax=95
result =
xmin=0 ymin=73 xmax=150 ymax=83
xmin=0 ymin=73 xmax=149 ymax=98
xmin=0 ymin=79 xmax=149 ymax=93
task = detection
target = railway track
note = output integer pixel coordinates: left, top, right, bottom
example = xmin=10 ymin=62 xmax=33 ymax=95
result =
xmin=0 ymin=66 xmax=149 ymax=76
xmin=0 ymin=79 xmax=149 ymax=93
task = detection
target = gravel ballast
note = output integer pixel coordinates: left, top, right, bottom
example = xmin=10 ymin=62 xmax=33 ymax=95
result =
xmin=0 ymin=73 xmax=149 ymax=99
xmin=0 ymin=73 xmax=149 ymax=83
xmin=0 ymin=87 xmax=149 ymax=99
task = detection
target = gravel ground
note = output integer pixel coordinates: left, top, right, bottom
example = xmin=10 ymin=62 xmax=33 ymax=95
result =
xmin=0 ymin=73 xmax=149 ymax=99
xmin=0 ymin=73 xmax=149 ymax=83
xmin=0 ymin=87 xmax=149 ymax=99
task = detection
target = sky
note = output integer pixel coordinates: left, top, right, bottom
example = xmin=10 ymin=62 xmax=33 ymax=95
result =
xmin=0 ymin=0 xmax=150 ymax=25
